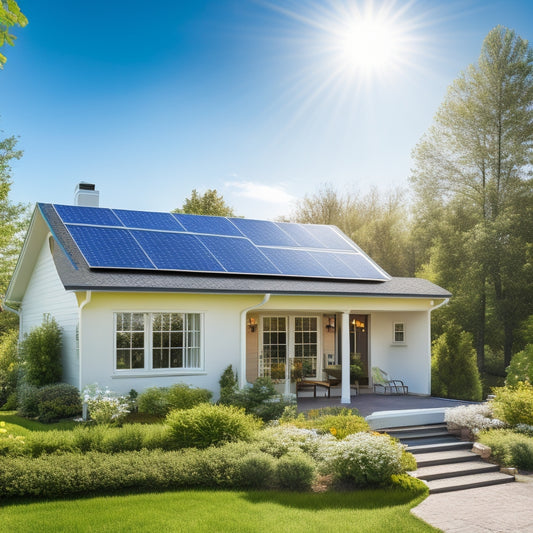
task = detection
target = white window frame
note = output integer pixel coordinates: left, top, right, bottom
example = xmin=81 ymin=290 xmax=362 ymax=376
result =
xmin=113 ymin=311 xmax=204 ymax=374
xmin=392 ymin=322 xmax=406 ymax=345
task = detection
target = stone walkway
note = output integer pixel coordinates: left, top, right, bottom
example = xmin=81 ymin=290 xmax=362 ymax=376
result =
xmin=412 ymin=474 xmax=533 ymax=532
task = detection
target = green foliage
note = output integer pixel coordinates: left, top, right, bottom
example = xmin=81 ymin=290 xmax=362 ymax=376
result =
xmin=389 ymin=474 xmax=429 ymax=496
xmin=16 ymin=382 xmax=39 ymax=418
xmin=0 ymin=329 xmax=19 ymax=406
xmin=82 ymin=384 xmax=130 ymax=425
xmin=506 ymin=344 xmax=533 ymax=386
xmin=400 ymin=450 xmax=418 ymax=472
xmin=431 ymin=324 xmax=483 ymax=401
xmin=479 ymin=429 xmax=533 ymax=470
xmin=166 ymin=403 xmax=262 ymax=449
xmin=19 ymin=315 xmax=62 ymax=387
xmin=275 ymin=451 xmax=316 ymax=490
xmin=35 ymin=383 xmax=82 ymax=423
xmin=224 ymin=376 xmax=295 ymax=422
xmin=0 ymin=0 xmax=27 ymax=67
xmin=491 ymin=382 xmax=533 ymax=426
xmin=319 ymin=432 xmax=405 ymax=487
xmin=174 ymin=188 xmax=235 ymax=216
xmin=137 ymin=384 xmax=212 ymax=417
xmin=293 ymin=413 xmax=370 ymax=439
xmin=218 ymin=364 xmax=238 ymax=404
xmin=0 ymin=420 xmax=25 ymax=456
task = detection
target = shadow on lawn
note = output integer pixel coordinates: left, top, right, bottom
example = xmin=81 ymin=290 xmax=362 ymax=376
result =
xmin=241 ymin=488 xmax=422 ymax=510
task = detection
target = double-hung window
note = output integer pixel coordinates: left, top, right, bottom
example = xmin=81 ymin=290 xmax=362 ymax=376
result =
xmin=115 ymin=312 xmax=202 ymax=372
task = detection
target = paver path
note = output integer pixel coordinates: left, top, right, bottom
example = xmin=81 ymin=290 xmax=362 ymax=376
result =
xmin=412 ymin=474 xmax=533 ymax=532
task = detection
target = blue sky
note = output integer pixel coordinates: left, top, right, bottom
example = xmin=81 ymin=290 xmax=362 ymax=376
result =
xmin=2 ymin=0 xmax=533 ymax=219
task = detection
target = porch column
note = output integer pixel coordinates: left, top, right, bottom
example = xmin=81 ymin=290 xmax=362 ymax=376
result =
xmin=341 ymin=311 xmax=351 ymax=404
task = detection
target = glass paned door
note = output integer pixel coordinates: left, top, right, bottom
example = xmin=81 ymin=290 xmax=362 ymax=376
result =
xmin=260 ymin=316 xmax=287 ymax=379
xmin=294 ymin=317 xmax=318 ymax=378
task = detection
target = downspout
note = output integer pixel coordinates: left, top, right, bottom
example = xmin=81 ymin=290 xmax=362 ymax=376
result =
xmin=1 ymin=301 xmax=22 ymax=343
xmin=78 ymin=291 xmax=92 ymax=392
xmin=427 ymin=298 xmax=450 ymax=394
xmin=239 ymin=293 xmax=271 ymax=389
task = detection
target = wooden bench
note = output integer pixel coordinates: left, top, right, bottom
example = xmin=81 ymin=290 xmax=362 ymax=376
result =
xmin=296 ymin=380 xmax=331 ymax=398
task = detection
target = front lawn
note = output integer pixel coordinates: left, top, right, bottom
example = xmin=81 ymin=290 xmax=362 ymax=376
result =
xmin=1 ymin=489 xmax=438 ymax=533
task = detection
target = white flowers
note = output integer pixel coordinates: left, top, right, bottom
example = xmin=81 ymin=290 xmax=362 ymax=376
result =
xmin=82 ymin=384 xmax=129 ymax=425
xmin=445 ymin=403 xmax=505 ymax=433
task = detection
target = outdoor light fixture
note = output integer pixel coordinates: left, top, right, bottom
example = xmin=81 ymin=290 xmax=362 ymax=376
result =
xmin=326 ymin=316 xmax=336 ymax=332
xmin=352 ymin=319 xmax=365 ymax=332
xmin=248 ymin=317 xmax=257 ymax=333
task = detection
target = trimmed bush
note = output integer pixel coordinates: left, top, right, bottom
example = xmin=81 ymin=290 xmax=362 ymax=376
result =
xmin=166 ymin=403 xmax=262 ymax=449
xmin=431 ymin=324 xmax=482 ymax=401
xmin=479 ymin=429 xmax=533 ymax=470
xmin=276 ymin=451 xmax=316 ymax=490
xmin=137 ymin=384 xmax=212 ymax=416
xmin=289 ymin=408 xmax=370 ymax=439
xmin=19 ymin=315 xmax=62 ymax=387
xmin=17 ymin=382 xmax=39 ymax=418
xmin=0 ymin=329 xmax=19 ymax=407
xmin=491 ymin=383 xmax=533 ymax=426
xmin=319 ymin=432 xmax=404 ymax=486
xmin=36 ymin=383 xmax=82 ymax=422
xmin=506 ymin=344 xmax=533 ymax=386
xmin=218 ymin=364 xmax=238 ymax=404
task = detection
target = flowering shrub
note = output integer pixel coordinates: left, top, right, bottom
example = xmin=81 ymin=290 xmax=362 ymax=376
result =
xmin=0 ymin=421 xmax=25 ymax=456
xmin=253 ymin=425 xmax=334 ymax=459
xmin=319 ymin=432 xmax=405 ymax=486
xmin=82 ymin=384 xmax=129 ymax=425
xmin=444 ymin=403 xmax=505 ymax=434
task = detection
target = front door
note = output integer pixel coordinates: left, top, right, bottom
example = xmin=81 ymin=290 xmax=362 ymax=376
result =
xmin=350 ymin=314 xmax=369 ymax=386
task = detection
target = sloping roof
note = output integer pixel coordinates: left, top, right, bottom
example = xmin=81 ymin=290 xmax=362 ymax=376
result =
xmin=6 ymin=203 xmax=451 ymax=301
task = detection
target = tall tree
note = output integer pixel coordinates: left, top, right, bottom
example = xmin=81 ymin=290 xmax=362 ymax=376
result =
xmin=411 ymin=26 xmax=533 ymax=368
xmin=0 ymin=133 xmax=26 ymax=297
xmin=0 ymin=0 xmax=27 ymax=68
xmin=173 ymin=189 xmax=235 ymax=217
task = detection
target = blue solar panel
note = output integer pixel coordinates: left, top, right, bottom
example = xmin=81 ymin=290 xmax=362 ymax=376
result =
xmin=229 ymin=218 xmax=299 ymax=247
xmin=113 ymin=209 xmax=185 ymax=231
xmin=303 ymin=225 xmax=356 ymax=251
xmin=308 ymin=251 xmax=359 ymax=278
xmin=66 ymin=225 xmax=153 ymax=268
xmin=55 ymin=204 xmax=123 ymax=227
xmin=174 ymin=213 xmax=243 ymax=236
xmin=336 ymin=253 xmax=389 ymax=280
xmin=275 ymin=222 xmax=327 ymax=248
xmin=259 ymin=248 xmax=331 ymax=277
xmin=130 ymin=230 xmax=225 ymax=272
xmin=197 ymin=235 xmax=280 ymax=274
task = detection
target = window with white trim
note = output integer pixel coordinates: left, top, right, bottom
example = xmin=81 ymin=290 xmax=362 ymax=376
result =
xmin=393 ymin=322 xmax=406 ymax=344
xmin=114 ymin=312 xmax=202 ymax=371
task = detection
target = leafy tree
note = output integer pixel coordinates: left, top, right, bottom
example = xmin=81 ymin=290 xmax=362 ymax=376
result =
xmin=0 ymin=0 xmax=27 ymax=68
xmin=19 ymin=315 xmax=62 ymax=387
xmin=0 ymin=133 xmax=27 ymax=296
xmin=505 ymin=344 xmax=533 ymax=386
xmin=431 ymin=323 xmax=483 ymax=401
xmin=0 ymin=328 xmax=18 ymax=406
xmin=411 ymin=26 xmax=533 ymax=368
xmin=174 ymin=189 xmax=235 ymax=216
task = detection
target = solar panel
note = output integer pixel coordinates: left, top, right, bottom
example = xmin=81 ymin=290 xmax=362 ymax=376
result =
xmin=275 ymin=222 xmax=327 ymax=248
xmin=51 ymin=204 xmax=390 ymax=281
xmin=259 ymin=247 xmax=331 ymax=277
xmin=229 ymin=218 xmax=299 ymax=247
xmin=336 ymin=253 xmax=389 ymax=280
xmin=55 ymin=204 xmax=123 ymax=227
xmin=65 ymin=225 xmax=153 ymax=268
xmin=113 ymin=209 xmax=185 ymax=231
xmin=130 ymin=230 xmax=225 ymax=272
xmin=174 ymin=213 xmax=243 ymax=236
xmin=197 ymin=235 xmax=280 ymax=274
xmin=303 ymin=225 xmax=356 ymax=251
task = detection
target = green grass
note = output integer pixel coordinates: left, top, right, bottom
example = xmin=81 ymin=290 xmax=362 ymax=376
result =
xmin=0 ymin=489 xmax=438 ymax=533
xmin=0 ymin=411 xmax=77 ymax=434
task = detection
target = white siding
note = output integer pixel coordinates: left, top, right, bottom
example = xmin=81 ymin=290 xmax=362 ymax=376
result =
xmin=21 ymin=238 xmax=79 ymax=387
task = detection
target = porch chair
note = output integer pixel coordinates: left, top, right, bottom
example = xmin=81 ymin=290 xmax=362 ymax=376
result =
xmin=371 ymin=367 xmax=408 ymax=395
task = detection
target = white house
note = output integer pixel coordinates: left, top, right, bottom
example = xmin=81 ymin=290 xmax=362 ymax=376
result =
xmin=4 ymin=184 xmax=450 ymax=402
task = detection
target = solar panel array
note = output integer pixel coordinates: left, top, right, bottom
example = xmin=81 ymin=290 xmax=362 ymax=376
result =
xmin=51 ymin=204 xmax=390 ymax=281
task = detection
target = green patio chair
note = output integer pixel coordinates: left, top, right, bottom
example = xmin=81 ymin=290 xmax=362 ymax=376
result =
xmin=371 ymin=367 xmax=408 ymax=395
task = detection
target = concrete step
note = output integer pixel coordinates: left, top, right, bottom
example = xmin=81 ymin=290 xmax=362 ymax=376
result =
xmin=407 ymin=440 xmax=473 ymax=454
xmin=412 ymin=460 xmax=500 ymax=481
xmin=426 ymin=471 xmax=515 ymax=494
xmin=401 ymin=435 xmax=460 ymax=447
xmin=413 ymin=449 xmax=478 ymax=468
xmin=384 ymin=423 xmax=448 ymax=440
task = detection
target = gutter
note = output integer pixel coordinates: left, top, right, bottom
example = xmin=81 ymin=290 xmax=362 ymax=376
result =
xmin=239 ymin=293 xmax=271 ymax=389
xmin=78 ymin=291 xmax=92 ymax=390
